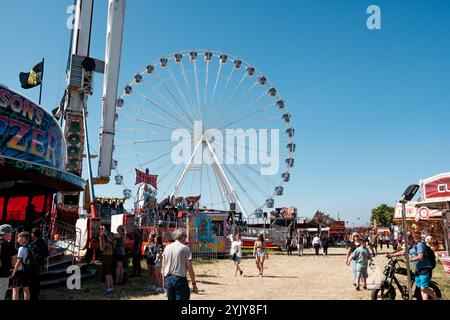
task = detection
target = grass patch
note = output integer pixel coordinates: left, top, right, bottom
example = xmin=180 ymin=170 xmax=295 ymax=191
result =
xmin=433 ymin=261 xmax=450 ymax=299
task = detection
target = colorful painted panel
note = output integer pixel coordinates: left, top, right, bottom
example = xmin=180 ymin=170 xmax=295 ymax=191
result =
xmin=0 ymin=85 xmax=65 ymax=170
xmin=188 ymin=212 xmax=228 ymax=253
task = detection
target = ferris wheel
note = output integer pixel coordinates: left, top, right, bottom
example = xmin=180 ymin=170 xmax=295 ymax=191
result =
xmin=112 ymin=50 xmax=295 ymax=219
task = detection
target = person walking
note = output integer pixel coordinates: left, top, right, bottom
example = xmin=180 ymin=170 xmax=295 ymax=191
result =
xmin=11 ymin=231 xmax=31 ymax=300
xmin=0 ymin=224 xmax=18 ymax=300
xmin=312 ymin=233 xmax=321 ymax=257
xmin=346 ymin=233 xmax=362 ymax=287
xmin=230 ymin=234 xmax=243 ymax=276
xmin=297 ymin=232 xmax=305 ymax=257
xmin=386 ymin=234 xmax=439 ymax=300
xmin=99 ymin=227 xmax=114 ymax=295
xmin=152 ymin=236 xmax=165 ymax=293
xmin=351 ymin=240 xmax=373 ymax=291
xmin=322 ymin=235 xmax=329 ymax=257
xmin=253 ymin=234 xmax=268 ymax=277
xmin=285 ymin=234 xmax=292 ymax=256
xmin=161 ymin=230 xmax=198 ymax=300
xmin=384 ymin=234 xmax=390 ymax=250
xmin=113 ymin=225 xmax=126 ymax=285
xmin=28 ymin=227 xmax=48 ymax=300
xmin=131 ymin=226 xmax=142 ymax=277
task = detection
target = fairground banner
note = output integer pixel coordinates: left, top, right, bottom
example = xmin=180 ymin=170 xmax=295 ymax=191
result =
xmin=394 ymin=202 xmax=442 ymax=220
xmin=135 ymin=168 xmax=158 ymax=189
xmin=422 ymin=172 xmax=450 ymax=202
xmin=0 ymin=84 xmax=64 ymax=170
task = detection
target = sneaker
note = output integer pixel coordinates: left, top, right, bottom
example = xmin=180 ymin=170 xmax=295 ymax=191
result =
xmin=353 ymin=283 xmax=357 ymax=287
xmin=363 ymin=285 xmax=367 ymax=290
xmin=104 ymin=288 xmax=113 ymax=295
xmin=356 ymin=286 xmax=361 ymax=291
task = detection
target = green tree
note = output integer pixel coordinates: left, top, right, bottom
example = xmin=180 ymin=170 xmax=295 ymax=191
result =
xmin=371 ymin=204 xmax=395 ymax=227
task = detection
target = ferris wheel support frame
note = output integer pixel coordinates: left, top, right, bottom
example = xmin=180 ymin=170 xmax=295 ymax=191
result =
xmin=204 ymin=138 xmax=248 ymax=218
xmin=169 ymin=135 xmax=248 ymax=218
xmin=169 ymin=138 xmax=203 ymax=199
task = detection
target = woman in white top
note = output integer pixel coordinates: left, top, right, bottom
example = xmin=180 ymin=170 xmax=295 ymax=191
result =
xmin=312 ymin=234 xmax=322 ymax=257
xmin=230 ymin=234 xmax=243 ymax=276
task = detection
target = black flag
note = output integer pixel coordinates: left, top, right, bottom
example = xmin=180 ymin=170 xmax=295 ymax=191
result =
xmin=19 ymin=60 xmax=44 ymax=89
xmin=52 ymin=92 xmax=66 ymax=121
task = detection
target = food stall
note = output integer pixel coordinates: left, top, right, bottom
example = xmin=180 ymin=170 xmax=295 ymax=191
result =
xmin=394 ymin=172 xmax=450 ymax=275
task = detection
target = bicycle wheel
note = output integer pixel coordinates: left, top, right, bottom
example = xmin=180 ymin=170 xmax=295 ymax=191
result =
xmin=371 ymin=285 xmax=397 ymax=300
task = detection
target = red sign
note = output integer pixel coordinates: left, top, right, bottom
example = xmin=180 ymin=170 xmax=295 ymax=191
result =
xmin=418 ymin=207 xmax=430 ymax=220
xmin=135 ymin=169 xmax=158 ymax=190
xmin=423 ymin=173 xmax=450 ymax=201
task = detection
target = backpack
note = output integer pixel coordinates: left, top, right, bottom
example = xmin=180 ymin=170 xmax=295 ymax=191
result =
xmin=424 ymin=243 xmax=436 ymax=270
xmin=26 ymin=238 xmax=49 ymax=272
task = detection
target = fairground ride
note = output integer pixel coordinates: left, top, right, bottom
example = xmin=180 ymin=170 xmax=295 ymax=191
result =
xmin=57 ymin=0 xmax=125 ymax=249
xmin=113 ymin=50 xmax=295 ymax=220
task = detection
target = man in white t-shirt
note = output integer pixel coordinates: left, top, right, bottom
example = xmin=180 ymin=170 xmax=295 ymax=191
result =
xmin=161 ymin=230 xmax=198 ymax=300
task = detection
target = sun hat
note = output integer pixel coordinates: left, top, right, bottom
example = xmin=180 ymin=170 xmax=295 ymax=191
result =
xmin=0 ymin=224 xmax=15 ymax=235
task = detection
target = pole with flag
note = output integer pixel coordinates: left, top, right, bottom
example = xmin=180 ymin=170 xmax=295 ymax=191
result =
xmin=38 ymin=58 xmax=44 ymax=105
xmin=19 ymin=58 xmax=45 ymax=104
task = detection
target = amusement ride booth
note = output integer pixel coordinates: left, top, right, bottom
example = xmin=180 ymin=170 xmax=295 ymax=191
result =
xmin=394 ymin=172 xmax=450 ymax=276
xmin=0 ymin=84 xmax=85 ymax=230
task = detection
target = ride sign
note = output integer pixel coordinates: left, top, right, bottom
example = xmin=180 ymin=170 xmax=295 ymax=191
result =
xmin=423 ymin=173 xmax=450 ymax=202
xmin=0 ymin=84 xmax=64 ymax=170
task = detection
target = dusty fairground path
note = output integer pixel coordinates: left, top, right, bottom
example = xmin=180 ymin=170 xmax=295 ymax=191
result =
xmin=135 ymin=247 xmax=385 ymax=300
xmin=45 ymin=246 xmax=447 ymax=300
xmin=39 ymin=246 xmax=449 ymax=300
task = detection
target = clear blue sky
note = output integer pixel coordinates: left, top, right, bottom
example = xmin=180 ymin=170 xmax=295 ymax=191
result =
xmin=1 ymin=0 xmax=450 ymax=225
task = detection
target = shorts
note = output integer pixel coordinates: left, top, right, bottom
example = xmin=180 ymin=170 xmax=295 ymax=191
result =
xmin=12 ymin=270 xmax=31 ymax=288
xmin=355 ymin=265 xmax=368 ymax=279
xmin=256 ymin=251 xmax=265 ymax=258
xmin=102 ymin=255 xmax=114 ymax=275
xmin=0 ymin=278 xmax=9 ymax=300
xmin=233 ymin=257 xmax=241 ymax=264
xmin=415 ymin=269 xmax=432 ymax=288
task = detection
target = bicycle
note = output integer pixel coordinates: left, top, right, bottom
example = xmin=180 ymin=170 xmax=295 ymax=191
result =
xmin=371 ymin=257 xmax=442 ymax=300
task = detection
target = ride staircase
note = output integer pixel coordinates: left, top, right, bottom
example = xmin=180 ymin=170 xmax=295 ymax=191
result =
xmin=40 ymin=220 xmax=96 ymax=287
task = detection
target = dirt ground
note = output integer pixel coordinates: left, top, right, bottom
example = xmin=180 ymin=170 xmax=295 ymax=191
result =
xmin=135 ymin=247 xmax=384 ymax=300
xmin=39 ymin=246 xmax=448 ymax=300
xmin=131 ymin=248 xmax=386 ymax=300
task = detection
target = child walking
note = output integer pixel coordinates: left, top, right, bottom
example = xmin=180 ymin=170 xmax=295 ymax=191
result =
xmin=351 ymin=240 xmax=373 ymax=291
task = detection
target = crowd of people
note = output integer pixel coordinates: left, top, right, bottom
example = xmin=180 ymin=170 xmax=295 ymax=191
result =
xmin=345 ymin=230 xmax=440 ymax=299
xmin=0 ymin=224 xmax=49 ymax=301
xmin=283 ymin=231 xmax=332 ymax=257
xmin=98 ymin=225 xmax=197 ymax=300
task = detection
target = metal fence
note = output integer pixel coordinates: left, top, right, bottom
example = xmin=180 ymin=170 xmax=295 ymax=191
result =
xmin=190 ymin=242 xmax=218 ymax=261
xmin=42 ymin=220 xmax=82 ymax=266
